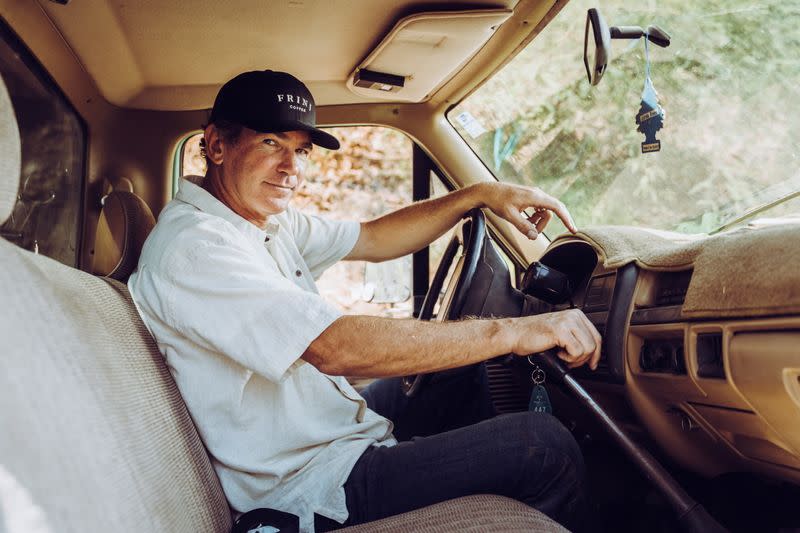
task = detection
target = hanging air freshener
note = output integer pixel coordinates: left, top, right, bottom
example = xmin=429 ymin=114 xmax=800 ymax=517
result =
xmin=635 ymin=34 xmax=665 ymax=153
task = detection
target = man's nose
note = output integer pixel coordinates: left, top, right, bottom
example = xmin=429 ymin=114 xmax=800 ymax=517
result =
xmin=277 ymin=149 xmax=299 ymax=176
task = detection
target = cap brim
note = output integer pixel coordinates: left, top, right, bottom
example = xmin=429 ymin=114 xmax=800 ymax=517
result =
xmin=306 ymin=127 xmax=341 ymax=151
xmin=244 ymin=119 xmax=340 ymax=150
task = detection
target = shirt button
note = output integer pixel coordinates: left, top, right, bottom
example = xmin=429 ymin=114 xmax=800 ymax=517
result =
xmin=295 ymin=270 xmax=302 ymax=277
xmin=264 ymin=236 xmax=270 ymax=242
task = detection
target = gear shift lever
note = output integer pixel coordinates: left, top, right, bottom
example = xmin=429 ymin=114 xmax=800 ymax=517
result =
xmin=536 ymin=349 xmax=727 ymax=533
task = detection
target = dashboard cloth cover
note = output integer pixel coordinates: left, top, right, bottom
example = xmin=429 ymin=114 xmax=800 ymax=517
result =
xmin=552 ymin=224 xmax=800 ymax=319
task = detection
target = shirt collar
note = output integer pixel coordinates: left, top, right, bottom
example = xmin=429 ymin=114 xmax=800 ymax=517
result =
xmin=176 ymin=175 xmax=281 ymax=243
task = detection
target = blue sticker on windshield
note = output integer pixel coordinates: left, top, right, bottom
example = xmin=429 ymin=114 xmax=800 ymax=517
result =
xmin=636 ymin=36 xmax=664 ymax=153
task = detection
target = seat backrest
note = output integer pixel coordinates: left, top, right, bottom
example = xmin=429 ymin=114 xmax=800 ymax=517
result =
xmin=0 ymin=68 xmax=231 ymax=532
xmin=93 ymin=188 xmax=157 ymax=282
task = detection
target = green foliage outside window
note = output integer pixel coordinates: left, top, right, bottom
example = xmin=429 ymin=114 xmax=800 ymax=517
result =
xmin=450 ymin=0 xmax=800 ymax=236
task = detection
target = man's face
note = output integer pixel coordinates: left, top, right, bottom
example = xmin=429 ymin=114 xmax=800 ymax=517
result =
xmin=214 ymin=127 xmax=312 ymax=223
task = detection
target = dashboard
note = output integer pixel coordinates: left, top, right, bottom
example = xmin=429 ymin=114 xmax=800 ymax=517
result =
xmin=515 ymin=227 xmax=800 ymax=487
xmin=532 ymin=240 xmax=634 ymax=384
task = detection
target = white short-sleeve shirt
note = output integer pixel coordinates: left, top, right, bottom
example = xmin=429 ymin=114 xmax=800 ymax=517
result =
xmin=128 ymin=176 xmax=396 ymax=532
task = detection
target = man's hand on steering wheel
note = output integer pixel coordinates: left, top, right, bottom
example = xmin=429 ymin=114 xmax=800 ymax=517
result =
xmin=510 ymin=309 xmax=602 ymax=371
xmin=472 ymin=182 xmax=578 ymax=240
xmin=401 ymin=185 xmax=587 ymax=396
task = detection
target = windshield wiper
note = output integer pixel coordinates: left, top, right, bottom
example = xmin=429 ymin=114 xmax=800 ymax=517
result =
xmin=710 ymin=187 xmax=800 ymax=235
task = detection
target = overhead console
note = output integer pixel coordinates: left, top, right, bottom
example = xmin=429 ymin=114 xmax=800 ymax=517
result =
xmin=346 ymin=9 xmax=513 ymax=102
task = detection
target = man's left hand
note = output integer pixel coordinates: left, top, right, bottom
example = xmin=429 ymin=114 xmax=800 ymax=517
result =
xmin=475 ymin=182 xmax=577 ymax=240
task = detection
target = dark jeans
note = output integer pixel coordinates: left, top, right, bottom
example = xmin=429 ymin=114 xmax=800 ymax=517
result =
xmin=316 ymin=366 xmax=587 ymax=531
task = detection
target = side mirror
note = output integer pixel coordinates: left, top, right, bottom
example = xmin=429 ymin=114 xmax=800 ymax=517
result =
xmin=583 ymin=8 xmax=610 ymax=86
xmin=361 ymin=257 xmax=411 ymax=304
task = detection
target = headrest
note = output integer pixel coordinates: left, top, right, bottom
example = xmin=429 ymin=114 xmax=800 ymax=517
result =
xmin=92 ymin=190 xmax=156 ymax=282
xmin=0 ymin=71 xmax=21 ymax=225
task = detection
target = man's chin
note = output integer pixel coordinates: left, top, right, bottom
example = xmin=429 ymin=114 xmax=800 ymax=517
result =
xmin=261 ymin=199 xmax=292 ymax=217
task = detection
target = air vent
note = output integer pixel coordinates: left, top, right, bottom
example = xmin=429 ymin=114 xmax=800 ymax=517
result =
xmin=654 ymin=270 xmax=693 ymax=306
xmin=583 ymin=273 xmax=616 ymax=312
xmin=485 ymin=360 xmax=530 ymax=414
xmin=640 ymin=338 xmax=686 ymax=374
xmin=697 ymin=333 xmax=725 ymax=379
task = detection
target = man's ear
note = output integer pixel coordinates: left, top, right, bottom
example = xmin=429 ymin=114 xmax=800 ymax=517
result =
xmin=204 ymin=124 xmax=225 ymax=165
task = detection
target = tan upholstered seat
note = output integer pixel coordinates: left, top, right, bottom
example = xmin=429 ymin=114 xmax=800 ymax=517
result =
xmin=0 ymin=241 xmax=234 ymax=532
xmin=0 ymin=76 xmax=232 ymax=532
xmin=93 ymin=188 xmax=156 ymax=282
xmin=0 ymin=71 xmax=567 ymax=532
xmin=340 ymin=494 xmax=569 ymax=532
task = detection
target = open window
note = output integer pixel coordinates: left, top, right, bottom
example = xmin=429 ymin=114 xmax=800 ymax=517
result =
xmin=173 ymin=125 xmax=458 ymax=320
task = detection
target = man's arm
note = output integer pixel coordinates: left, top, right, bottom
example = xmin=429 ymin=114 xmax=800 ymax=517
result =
xmin=302 ymin=308 xmax=602 ymax=377
xmin=344 ymin=181 xmax=578 ymax=263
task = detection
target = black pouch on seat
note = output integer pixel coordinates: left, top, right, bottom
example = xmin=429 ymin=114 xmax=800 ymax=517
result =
xmin=231 ymin=508 xmax=300 ymax=533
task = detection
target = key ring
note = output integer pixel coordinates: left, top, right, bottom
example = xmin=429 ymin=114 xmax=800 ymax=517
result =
xmin=531 ymin=367 xmax=546 ymax=385
xmin=527 ymin=355 xmax=546 ymax=385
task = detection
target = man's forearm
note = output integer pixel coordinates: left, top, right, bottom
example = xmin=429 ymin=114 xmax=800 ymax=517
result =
xmin=346 ymin=184 xmax=487 ymax=262
xmin=303 ymin=314 xmax=515 ymax=377
xmin=345 ymin=180 xmax=578 ymax=263
xmin=303 ymin=308 xmax=602 ymax=377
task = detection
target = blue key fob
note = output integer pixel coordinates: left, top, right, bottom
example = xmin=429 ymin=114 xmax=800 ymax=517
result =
xmin=529 ymin=384 xmax=553 ymax=414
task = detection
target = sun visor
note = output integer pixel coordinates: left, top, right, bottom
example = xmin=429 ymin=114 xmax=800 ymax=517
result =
xmin=346 ymin=9 xmax=513 ymax=102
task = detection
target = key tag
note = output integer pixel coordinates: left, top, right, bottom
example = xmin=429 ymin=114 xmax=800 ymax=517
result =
xmin=527 ymin=355 xmax=553 ymax=414
xmin=636 ymin=33 xmax=665 ymax=153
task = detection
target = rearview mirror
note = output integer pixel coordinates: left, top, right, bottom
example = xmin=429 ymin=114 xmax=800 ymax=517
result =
xmin=583 ymin=8 xmax=609 ymax=86
xmin=583 ymin=8 xmax=671 ymax=86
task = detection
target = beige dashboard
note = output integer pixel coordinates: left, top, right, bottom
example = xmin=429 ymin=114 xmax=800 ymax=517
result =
xmin=543 ymin=223 xmax=800 ymax=485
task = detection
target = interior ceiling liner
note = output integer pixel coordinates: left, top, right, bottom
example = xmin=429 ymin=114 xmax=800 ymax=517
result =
xmin=347 ymin=9 xmax=513 ymax=103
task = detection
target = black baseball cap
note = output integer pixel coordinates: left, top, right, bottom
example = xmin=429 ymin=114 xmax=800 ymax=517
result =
xmin=209 ymin=70 xmax=340 ymax=150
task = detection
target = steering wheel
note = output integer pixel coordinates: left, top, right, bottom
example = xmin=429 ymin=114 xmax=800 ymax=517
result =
xmin=401 ymin=208 xmax=486 ymax=397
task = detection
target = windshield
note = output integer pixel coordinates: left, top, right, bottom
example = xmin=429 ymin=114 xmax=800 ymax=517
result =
xmin=449 ymin=0 xmax=800 ymax=236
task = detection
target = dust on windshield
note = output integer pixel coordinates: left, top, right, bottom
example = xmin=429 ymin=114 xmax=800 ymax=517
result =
xmin=449 ymin=0 xmax=800 ymax=235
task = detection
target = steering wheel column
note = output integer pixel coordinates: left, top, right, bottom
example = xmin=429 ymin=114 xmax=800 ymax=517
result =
xmin=402 ymin=208 xmax=525 ymax=397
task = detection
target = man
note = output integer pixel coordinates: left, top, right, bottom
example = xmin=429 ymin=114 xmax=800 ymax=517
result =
xmin=128 ymin=70 xmax=601 ymax=532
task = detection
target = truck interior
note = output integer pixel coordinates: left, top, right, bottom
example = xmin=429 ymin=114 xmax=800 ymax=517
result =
xmin=2 ymin=0 xmax=799 ymax=532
